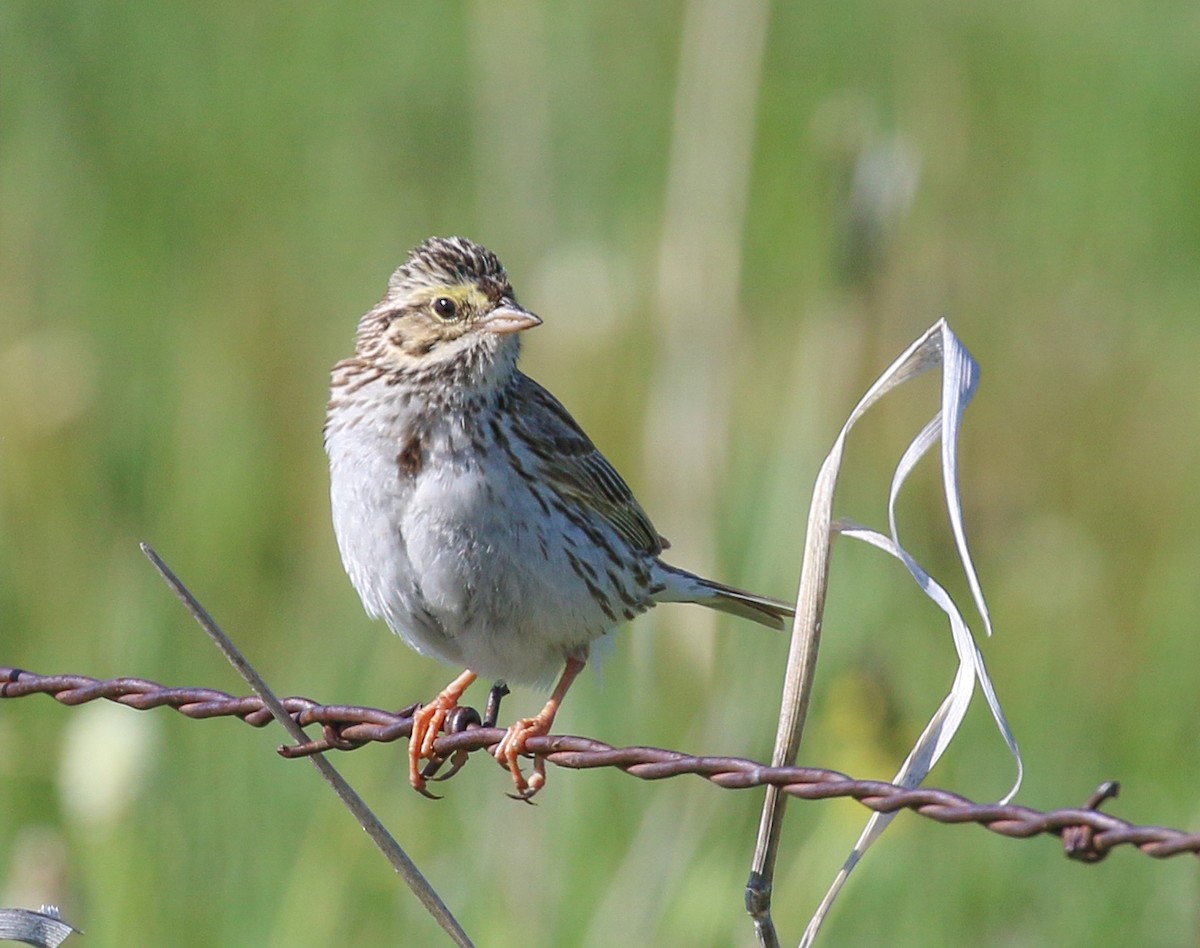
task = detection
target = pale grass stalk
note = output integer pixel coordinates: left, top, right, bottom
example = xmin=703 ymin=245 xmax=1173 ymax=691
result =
xmin=747 ymin=321 xmax=1022 ymax=946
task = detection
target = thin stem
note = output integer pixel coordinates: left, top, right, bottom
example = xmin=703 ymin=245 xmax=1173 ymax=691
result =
xmin=140 ymin=543 xmax=473 ymax=948
xmin=745 ymin=449 xmax=838 ymax=945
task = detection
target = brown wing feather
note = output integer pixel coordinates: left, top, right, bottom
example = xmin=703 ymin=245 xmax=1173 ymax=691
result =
xmin=511 ymin=374 xmax=663 ymax=556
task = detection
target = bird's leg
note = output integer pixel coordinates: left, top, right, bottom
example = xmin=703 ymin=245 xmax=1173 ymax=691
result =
xmin=495 ymin=657 xmax=585 ymax=800
xmin=409 ymin=669 xmax=477 ymax=796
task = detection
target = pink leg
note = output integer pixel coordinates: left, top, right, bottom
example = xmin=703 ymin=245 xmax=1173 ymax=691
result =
xmin=495 ymin=657 xmax=586 ymax=799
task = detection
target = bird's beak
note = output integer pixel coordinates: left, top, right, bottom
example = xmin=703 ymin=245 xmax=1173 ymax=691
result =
xmin=482 ymin=302 xmax=542 ymax=335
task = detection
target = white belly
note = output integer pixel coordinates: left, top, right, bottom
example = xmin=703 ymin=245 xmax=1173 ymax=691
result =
xmin=328 ymin=415 xmax=643 ymax=684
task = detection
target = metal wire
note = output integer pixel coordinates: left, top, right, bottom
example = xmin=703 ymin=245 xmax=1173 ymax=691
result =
xmin=4 ymin=665 xmax=1198 ymax=864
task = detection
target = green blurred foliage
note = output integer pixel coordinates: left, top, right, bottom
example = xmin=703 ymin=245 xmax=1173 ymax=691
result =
xmin=3 ymin=1 xmax=1199 ymax=945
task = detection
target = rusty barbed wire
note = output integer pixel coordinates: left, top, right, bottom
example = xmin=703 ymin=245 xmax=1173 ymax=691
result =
xmin=4 ymin=665 xmax=1199 ymax=864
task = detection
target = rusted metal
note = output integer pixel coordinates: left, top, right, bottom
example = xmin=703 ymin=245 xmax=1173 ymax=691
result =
xmin=4 ymin=665 xmax=1198 ymax=863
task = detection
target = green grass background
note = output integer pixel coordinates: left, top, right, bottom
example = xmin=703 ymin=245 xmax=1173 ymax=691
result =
xmin=3 ymin=2 xmax=1199 ymax=945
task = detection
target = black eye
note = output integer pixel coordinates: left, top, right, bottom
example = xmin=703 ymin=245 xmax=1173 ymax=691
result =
xmin=432 ymin=297 xmax=459 ymax=320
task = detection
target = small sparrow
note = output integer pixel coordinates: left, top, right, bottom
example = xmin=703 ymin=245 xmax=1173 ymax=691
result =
xmin=325 ymin=236 xmax=793 ymax=798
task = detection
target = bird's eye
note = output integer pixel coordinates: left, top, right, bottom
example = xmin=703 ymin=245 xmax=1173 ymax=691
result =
xmin=432 ymin=297 xmax=459 ymax=320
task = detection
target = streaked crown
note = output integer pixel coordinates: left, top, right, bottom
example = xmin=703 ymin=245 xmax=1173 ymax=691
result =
xmin=389 ymin=236 xmax=513 ymax=303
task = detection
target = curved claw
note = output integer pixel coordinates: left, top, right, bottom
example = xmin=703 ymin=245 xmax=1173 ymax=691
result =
xmin=421 ymin=754 xmax=449 ymax=781
xmin=503 ymin=755 xmax=547 ymax=802
xmin=428 ymin=748 xmax=471 ymax=783
xmin=415 ymin=781 xmax=443 ymax=801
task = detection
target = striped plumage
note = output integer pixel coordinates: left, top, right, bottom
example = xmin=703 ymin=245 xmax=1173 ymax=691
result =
xmin=325 ymin=236 xmax=793 ymax=797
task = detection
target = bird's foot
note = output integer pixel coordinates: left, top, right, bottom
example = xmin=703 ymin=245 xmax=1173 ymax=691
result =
xmin=409 ymin=670 xmax=477 ymax=798
xmin=492 ymin=657 xmax=585 ymax=801
xmin=494 ymin=712 xmax=554 ymax=802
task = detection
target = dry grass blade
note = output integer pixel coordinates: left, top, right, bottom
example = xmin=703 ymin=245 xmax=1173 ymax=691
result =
xmin=748 ymin=321 xmax=1021 ymax=947
xmin=0 ymin=907 xmax=79 ymax=947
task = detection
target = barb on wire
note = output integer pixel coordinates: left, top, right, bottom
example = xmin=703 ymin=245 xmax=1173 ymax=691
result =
xmin=4 ymin=665 xmax=1199 ymax=864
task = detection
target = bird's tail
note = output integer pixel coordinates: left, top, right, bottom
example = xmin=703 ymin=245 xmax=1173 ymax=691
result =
xmin=655 ymin=565 xmax=794 ymax=631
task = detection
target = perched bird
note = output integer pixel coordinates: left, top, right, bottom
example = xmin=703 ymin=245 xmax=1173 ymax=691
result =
xmin=325 ymin=236 xmax=793 ymax=798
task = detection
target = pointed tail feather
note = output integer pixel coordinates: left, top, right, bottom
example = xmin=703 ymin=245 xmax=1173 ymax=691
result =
xmin=656 ymin=565 xmax=794 ymax=631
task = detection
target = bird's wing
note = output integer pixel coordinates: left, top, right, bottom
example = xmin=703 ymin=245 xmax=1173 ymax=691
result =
xmin=510 ymin=375 xmax=664 ymax=556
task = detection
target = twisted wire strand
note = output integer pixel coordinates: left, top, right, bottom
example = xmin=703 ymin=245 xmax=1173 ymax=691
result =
xmin=4 ymin=665 xmax=1198 ymax=863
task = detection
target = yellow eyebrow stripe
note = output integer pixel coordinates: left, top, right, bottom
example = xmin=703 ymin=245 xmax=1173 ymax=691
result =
xmin=416 ymin=285 xmax=490 ymax=311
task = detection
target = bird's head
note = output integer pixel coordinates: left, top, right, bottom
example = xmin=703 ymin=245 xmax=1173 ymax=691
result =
xmin=355 ymin=236 xmax=541 ymax=387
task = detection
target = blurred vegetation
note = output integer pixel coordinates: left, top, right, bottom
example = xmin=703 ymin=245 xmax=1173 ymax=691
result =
xmin=3 ymin=1 xmax=1199 ymax=945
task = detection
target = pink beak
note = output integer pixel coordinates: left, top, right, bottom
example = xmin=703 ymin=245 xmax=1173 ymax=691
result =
xmin=483 ymin=303 xmax=542 ymax=335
